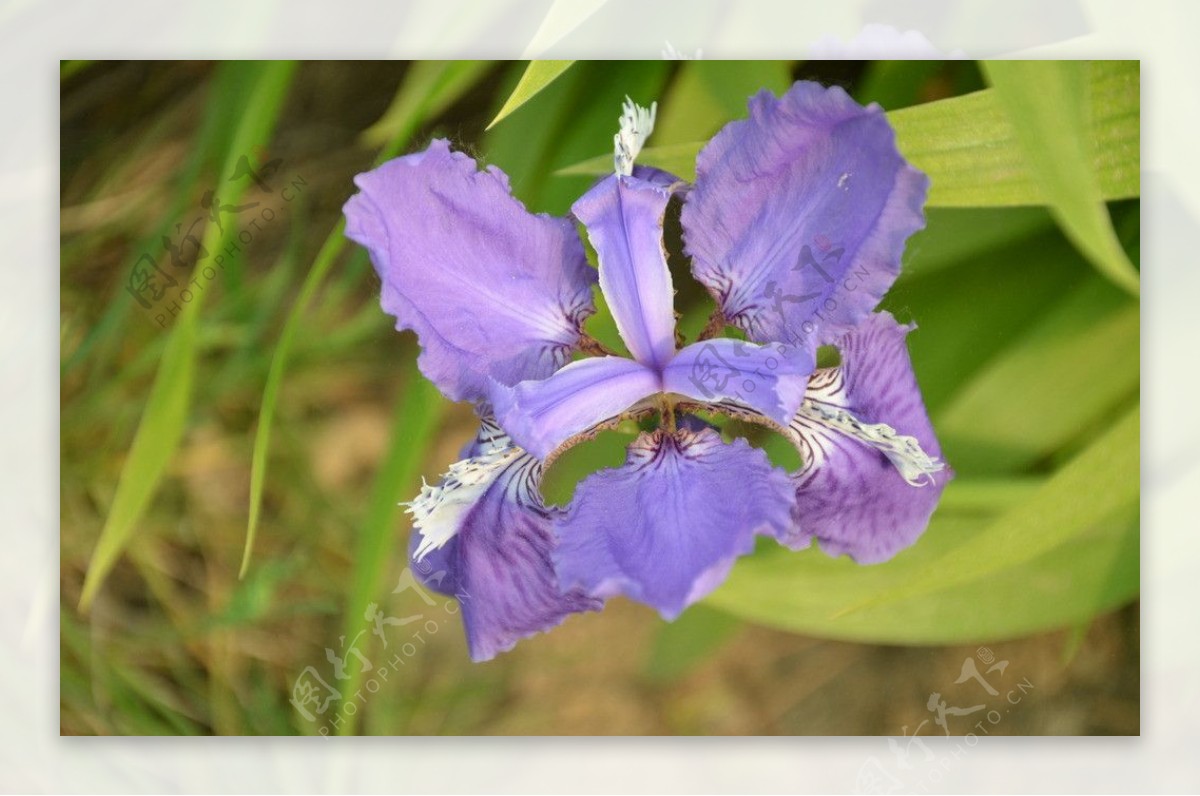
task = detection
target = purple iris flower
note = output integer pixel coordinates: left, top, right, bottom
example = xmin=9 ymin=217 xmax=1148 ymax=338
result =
xmin=343 ymin=82 xmax=950 ymax=662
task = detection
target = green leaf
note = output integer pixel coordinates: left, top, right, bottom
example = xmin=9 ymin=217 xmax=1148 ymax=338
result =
xmin=241 ymin=228 xmax=344 ymax=577
xmin=361 ymin=60 xmax=492 ymax=148
xmin=883 ymin=225 xmax=1093 ymax=413
xmin=486 ymin=60 xmax=575 ymax=130
xmin=901 ymin=206 xmax=1053 ymax=279
xmin=554 ymin=61 xmax=1140 ymax=211
xmin=707 ymin=497 xmax=1137 ymax=644
xmin=80 ymin=61 xmax=297 ymax=610
xmin=837 ymin=402 xmax=1140 ymax=622
xmin=983 ymin=60 xmax=1139 ymax=295
xmin=936 ymin=279 xmax=1139 ymax=474
xmin=481 ymin=60 xmax=670 ymax=218
xmin=854 ymin=60 xmax=947 ymax=110
xmin=79 ymin=313 xmax=195 ymax=611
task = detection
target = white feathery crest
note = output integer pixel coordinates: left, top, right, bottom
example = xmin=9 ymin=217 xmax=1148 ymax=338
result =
xmin=405 ymin=439 xmax=523 ymax=561
xmin=614 ymin=96 xmax=657 ymax=176
xmin=797 ymin=400 xmax=945 ymax=486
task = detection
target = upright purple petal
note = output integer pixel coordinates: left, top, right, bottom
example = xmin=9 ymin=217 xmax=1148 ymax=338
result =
xmin=344 ymin=139 xmax=596 ymax=403
xmin=681 ymin=81 xmax=928 ymax=357
xmin=490 ymin=356 xmax=661 ymax=460
xmin=573 ymin=174 xmax=678 ymax=370
xmin=555 ymin=428 xmax=797 ymax=619
xmin=662 ymin=338 xmax=814 ymax=428
xmin=788 ymin=312 xmax=950 ymax=563
xmin=407 ymin=422 xmax=601 ymax=662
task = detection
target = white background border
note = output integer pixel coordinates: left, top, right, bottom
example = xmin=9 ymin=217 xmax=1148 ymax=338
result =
xmin=14 ymin=0 xmax=1193 ymax=791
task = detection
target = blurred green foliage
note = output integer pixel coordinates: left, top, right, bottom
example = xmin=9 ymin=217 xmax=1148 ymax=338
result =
xmin=60 ymin=60 xmax=1139 ymax=736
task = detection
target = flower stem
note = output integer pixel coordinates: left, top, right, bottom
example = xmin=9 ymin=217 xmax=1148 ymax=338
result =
xmin=661 ymin=396 xmax=676 ymax=433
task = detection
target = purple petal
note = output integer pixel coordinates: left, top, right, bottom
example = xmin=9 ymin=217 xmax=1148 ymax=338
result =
xmin=630 ymin=164 xmax=689 ymax=194
xmin=681 ymin=81 xmax=928 ymax=357
xmin=572 ymin=174 xmax=677 ymax=370
xmin=788 ymin=312 xmax=950 ymax=563
xmin=344 ymin=139 xmax=596 ymax=403
xmin=554 ymin=428 xmax=797 ymax=619
xmin=408 ymin=422 xmax=601 ymax=662
xmin=490 ymin=356 xmax=661 ymax=460
xmin=663 ymin=338 xmax=814 ymax=427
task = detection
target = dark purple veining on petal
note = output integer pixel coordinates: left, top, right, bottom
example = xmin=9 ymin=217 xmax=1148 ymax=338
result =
xmin=682 ymin=82 xmax=928 ymax=358
xmin=787 ymin=312 xmax=950 ymax=563
xmin=410 ymin=424 xmax=600 ymax=662
xmin=554 ymin=427 xmax=797 ymax=619
xmin=344 ymin=139 xmax=596 ymax=404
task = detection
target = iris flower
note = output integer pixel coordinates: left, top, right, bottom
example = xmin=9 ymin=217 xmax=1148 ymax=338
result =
xmin=343 ymin=81 xmax=949 ymax=662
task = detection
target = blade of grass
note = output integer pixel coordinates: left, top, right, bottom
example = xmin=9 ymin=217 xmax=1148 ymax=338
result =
xmin=78 ymin=313 xmax=194 ymax=611
xmin=486 ymin=60 xmax=574 ymax=130
xmin=336 ymin=373 xmax=445 ymax=735
xmin=983 ymin=60 xmax=1139 ymax=295
xmin=242 ymin=60 xmax=491 ymax=576
xmin=79 ymin=61 xmax=297 ymax=611
xmin=63 ymin=69 xmax=233 ymax=377
xmin=241 ymin=224 xmax=347 ymax=578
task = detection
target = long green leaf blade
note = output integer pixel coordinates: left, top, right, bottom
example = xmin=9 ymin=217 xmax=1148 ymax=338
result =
xmin=936 ymin=281 xmax=1139 ymax=474
xmin=707 ymin=498 xmax=1136 ymax=644
xmin=240 ymin=226 xmax=346 ymax=578
xmin=242 ymin=59 xmax=490 ymax=576
xmin=78 ymin=314 xmax=195 ymax=610
xmin=983 ymin=60 xmax=1139 ymax=295
xmin=486 ymin=60 xmax=574 ymax=130
xmin=80 ymin=61 xmax=297 ymax=610
xmin=839 ymin=402 xmax=1140 ymax=619
xmin=554 ymin=62 xmax=1141 ymax=210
